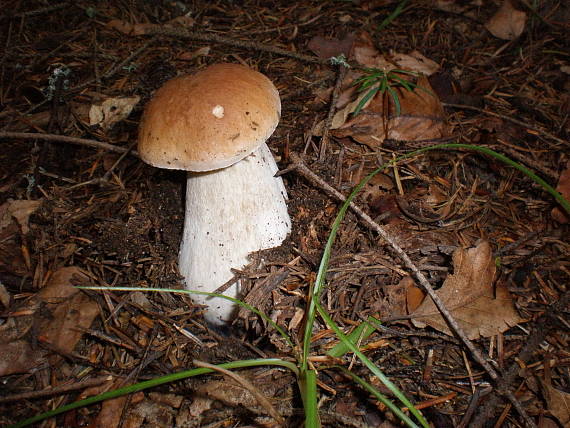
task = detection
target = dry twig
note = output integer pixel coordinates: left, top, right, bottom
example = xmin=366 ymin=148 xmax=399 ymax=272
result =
xmin=0 ymin=376 xmax=112 ymax=403
xmin=0 ymin=131 xmax=137 ymax=156
xmin=144 ymin=27 xmax=324 ymax=65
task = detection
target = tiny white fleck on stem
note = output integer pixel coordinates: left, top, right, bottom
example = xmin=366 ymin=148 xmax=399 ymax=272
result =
xmin=212 ymin=105 xmax=224 ymax=118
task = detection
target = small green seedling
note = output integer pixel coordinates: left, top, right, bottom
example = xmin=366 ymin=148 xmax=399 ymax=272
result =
xmin=352 ymin=67 xmax=430 ymax=117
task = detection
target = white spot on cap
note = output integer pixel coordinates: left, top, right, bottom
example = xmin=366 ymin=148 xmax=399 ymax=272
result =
xmin=212 ymin=105 xmax=224 ymax=118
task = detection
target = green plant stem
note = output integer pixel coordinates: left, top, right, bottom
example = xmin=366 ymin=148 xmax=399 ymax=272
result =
xmin=299 ymin=369 xmax=320 ymax=428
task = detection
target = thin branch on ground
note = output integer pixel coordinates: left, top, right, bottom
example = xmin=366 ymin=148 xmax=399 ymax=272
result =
xmin=0 ymin=131 xmax=137 ymax=156
xmin=0 ymin=2 xmax=69 ymax=20
xmin=144 ymin=27 xmax=325 ymax=65
xmin=0 ymin=376 xmax=113 ymax=403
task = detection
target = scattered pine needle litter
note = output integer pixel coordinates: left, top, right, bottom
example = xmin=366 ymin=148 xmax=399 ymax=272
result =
xmin=1 ymin=1 xmax=569 ymax=427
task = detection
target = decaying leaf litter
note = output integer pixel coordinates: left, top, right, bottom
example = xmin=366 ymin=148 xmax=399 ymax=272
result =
xmin=0 ymin=1 xmax=569 ymax=427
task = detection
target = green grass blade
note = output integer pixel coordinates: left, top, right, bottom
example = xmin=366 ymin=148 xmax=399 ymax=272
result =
xmin=301 ymin=155 xmax=396 ymax=370
xmin=356 ymin=77 xmax=381 ymax=91
xmin=390 ymin=74 xmax=415 ymax=92
xmin=8 ymin=359 xmax=298 ymax=428
xmin=335 ymin=365 xmax=420 ymax=427
xmin=299 ymin=369 xmax=320 ymax=428
xmin=316 ymin=301 xmax=428 ymax=428
xmin=326 ymin=317 xmax=377 ymax=358
xmin=379 ymin=74 xmax=388 ymax=92
xmin=377 ymin=0 xmax=410 ymax=32
xmin=386 ymin=85 xmax=401 ymax=116
xmin=353 ymin=86 xmax=380 ymax=116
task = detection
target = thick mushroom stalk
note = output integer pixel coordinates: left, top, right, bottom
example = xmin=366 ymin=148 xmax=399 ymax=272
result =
xmin=179 ymin=143 xmax=290 ymax=324
xmin=138 ymin=63 xmax=290 ymax=324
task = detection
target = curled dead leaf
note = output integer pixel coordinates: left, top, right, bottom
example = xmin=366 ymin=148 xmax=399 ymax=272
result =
xmin=352 ymin=31 xmax=439 ymax=75
xmin=0 ymin=340 xmax=45 ymax=376
xmin=307 ymin=33 xmax=356 ymax=60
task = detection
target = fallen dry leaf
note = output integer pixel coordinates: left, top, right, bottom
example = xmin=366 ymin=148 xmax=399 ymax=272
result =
xmin=551 ymin=160 xmax=570 ymax=223
xmin=544 ymin=383 xmax=570 ymax=425
xmin=391 ymin=51 xmax=440 ymax=76
xmin=434 ymin=0 xmax=467 ymax=14
xmin=37 ymin=267 xmax=99 ymax=354
xmin=352 ymin=31 xmax=393 ymax=70
xmin=191 ymin=369 xmax=293 ymax=421
xmin=89 ymin=96 xmax=140 ymax=130
xmin=352 ymin=31 xmax=439 ymax=75
xmin=0 ymin=340 xmax=45 ymax=376
xmin=85 ymin=378 xmax=144 ymax=428
xmin=0 ymin=281 xmax=10 ymax=307
xmin=485 ymin=0 xmax=527 ymax=40
xmin=331 ymin=75 xmax=448 ymax=147
xmin=307 ymin=33 xmax=356 ymax=59
xmin=406 ymin=280 xmax=425 ymax=314
xmin=0 ymin=199 xmax=41 ymax=277
xmin=312 ymin=30 xmax=443 ymax=145
xmin=1 ymin=199 xmax=42 ymax=235
xmin=122 ymin=398 xmax=175 ymax=428
xmin=0 ymin=267 xmax=99 ymax=375
xmin=411 ymin=241 xmax=523 ymax=339
xmin=370 ymin=274 xmax=426 ymax=320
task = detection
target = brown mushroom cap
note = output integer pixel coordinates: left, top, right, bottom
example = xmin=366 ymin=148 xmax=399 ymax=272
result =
xmin=138 ymin=63 xmax=281 ymax=172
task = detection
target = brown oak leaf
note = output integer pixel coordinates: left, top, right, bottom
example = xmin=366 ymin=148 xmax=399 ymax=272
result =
xmin=411 ymin=241 xmax=523 ymax=339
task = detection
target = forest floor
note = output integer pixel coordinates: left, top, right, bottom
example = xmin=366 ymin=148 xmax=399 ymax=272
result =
xmin=0 ymin=1 xmax=569 ymax=427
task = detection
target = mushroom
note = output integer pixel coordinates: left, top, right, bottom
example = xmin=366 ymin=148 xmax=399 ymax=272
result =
xmin=138 ymin=63 xmax=291 ymax=325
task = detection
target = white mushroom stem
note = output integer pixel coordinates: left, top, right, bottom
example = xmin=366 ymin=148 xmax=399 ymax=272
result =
xmin=178 ymin=143 xmax=291 ymax=325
